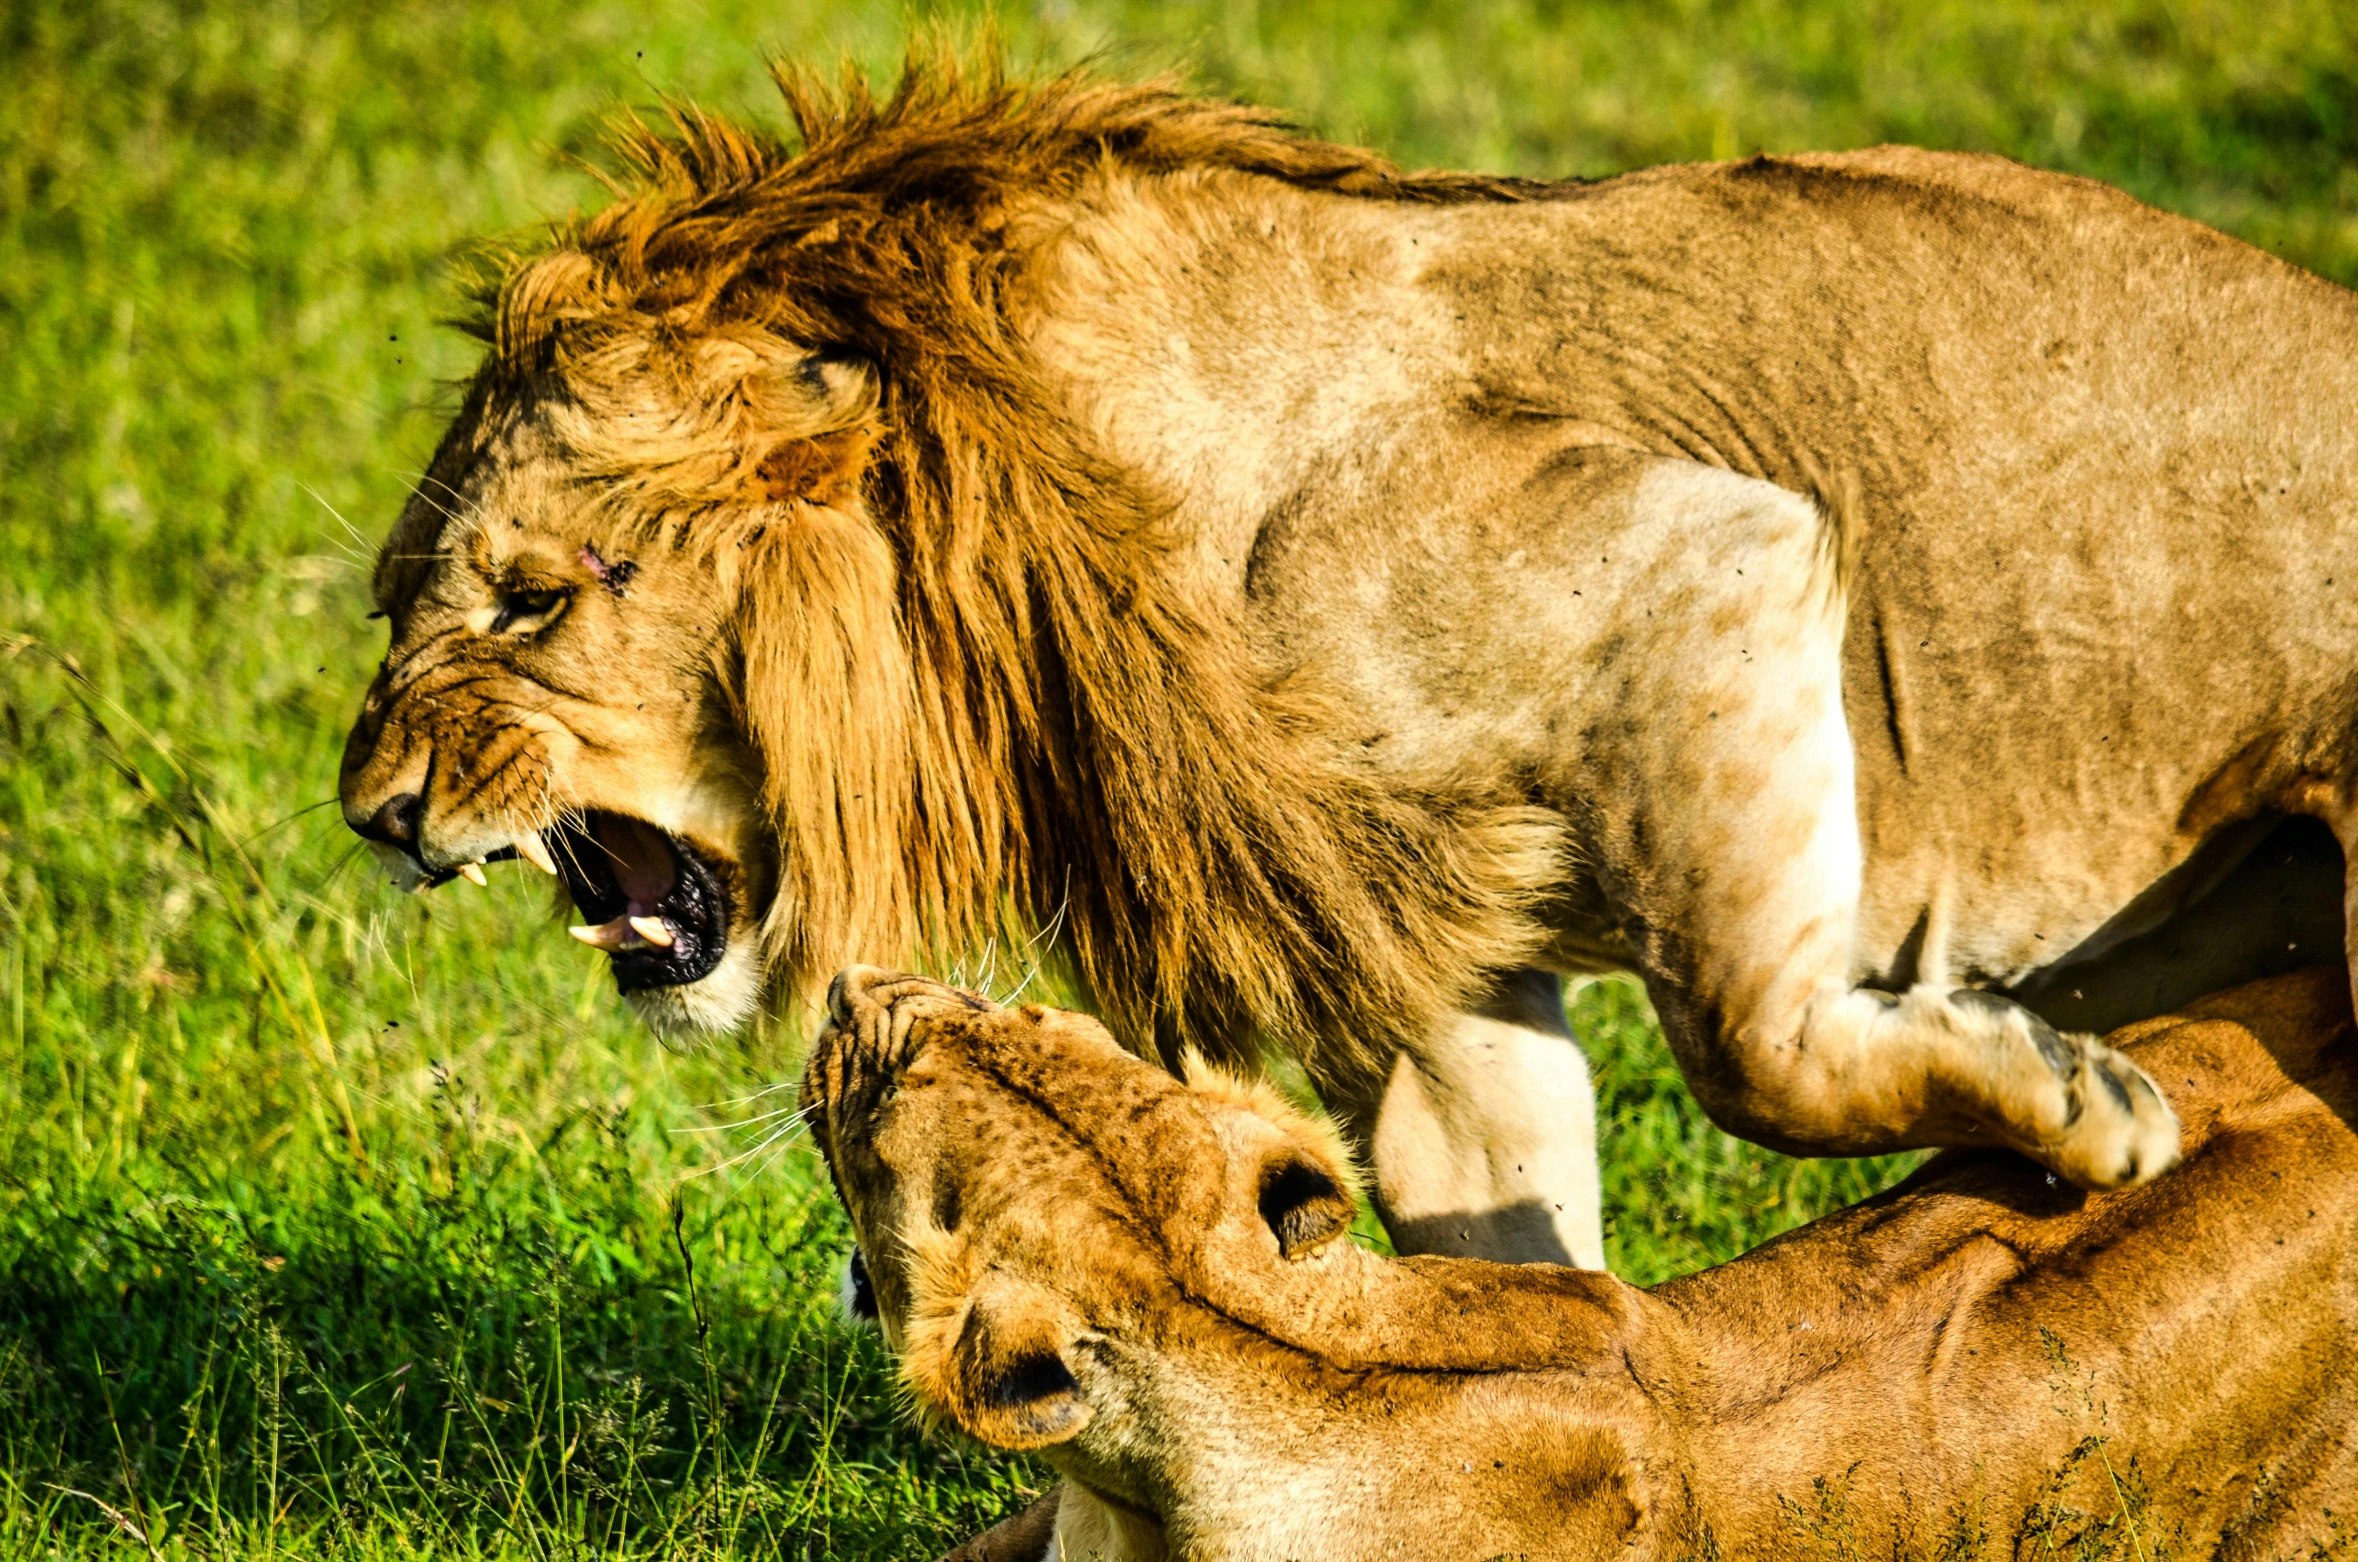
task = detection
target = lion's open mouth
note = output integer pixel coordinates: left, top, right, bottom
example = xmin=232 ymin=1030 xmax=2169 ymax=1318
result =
xmin=551 ymin=811 xmax=731 ymax=992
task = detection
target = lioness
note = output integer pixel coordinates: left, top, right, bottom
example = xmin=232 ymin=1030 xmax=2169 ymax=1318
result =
xmin=341 ymin=60 xmax=2358 ymax=1267
xmin=809 ymin=965 xmax=2358 ymax=1561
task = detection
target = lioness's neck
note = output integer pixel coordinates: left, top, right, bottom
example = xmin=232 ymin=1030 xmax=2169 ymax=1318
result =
xmin=1079 ymin=1246 xmax=1996 ymax=1560
xmin=1091 ymin=1354 xmax=1663 ymax=1560
xmin=1054 ymin=1255 xmax=1681 ymax=1560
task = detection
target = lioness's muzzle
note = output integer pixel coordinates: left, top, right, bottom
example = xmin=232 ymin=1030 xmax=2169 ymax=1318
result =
xmin=805 ymin=967 xmax=995 ymax=1141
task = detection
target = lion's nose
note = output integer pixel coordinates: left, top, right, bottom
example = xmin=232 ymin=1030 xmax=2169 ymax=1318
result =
xmin=353 ymin=791 xmax=425 ymax=851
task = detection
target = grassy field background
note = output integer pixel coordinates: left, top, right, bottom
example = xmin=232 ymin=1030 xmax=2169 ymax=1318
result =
xmin=4 ymin=0 xmax=2355 ymax=1556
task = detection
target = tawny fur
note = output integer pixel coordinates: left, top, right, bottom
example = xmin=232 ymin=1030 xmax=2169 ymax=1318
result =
xmin=345 ymin=49 xmax=2358 ymax=1236
xmin=385 ymin=57 xmax=1573 ymax=1068
xmin=810 ymin=967 xmax=2358 ymax=1562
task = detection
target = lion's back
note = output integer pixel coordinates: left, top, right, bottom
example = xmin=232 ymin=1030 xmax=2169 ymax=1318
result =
xmin=1419 ymin=147 xmax=2358 ymax=989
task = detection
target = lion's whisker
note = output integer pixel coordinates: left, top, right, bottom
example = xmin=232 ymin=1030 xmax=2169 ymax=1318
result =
xmin=298 ymin=482 xmax=377 ymax=563
xmin=310 ymin=840 xmax=372 ymax=891
xmin=402 ymin=470 xmax=486 ymax=530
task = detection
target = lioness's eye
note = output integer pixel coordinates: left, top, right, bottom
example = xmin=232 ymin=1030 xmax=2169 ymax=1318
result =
xmin=489 ymin=588 xmax=568 ymax=634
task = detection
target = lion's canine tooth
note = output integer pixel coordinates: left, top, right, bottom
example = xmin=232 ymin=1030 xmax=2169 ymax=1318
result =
xmin=457 ymin=861 xmax=489 ymax=886
xmin=628 ymin=915 xmax=675 ymax=949
xmin=569 ymin=917 xmax=637 ymax=951
xmin=515 ymin=832 xmax=558 ymax=876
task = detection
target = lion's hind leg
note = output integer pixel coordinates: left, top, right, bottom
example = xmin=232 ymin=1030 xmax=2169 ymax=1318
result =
xmin=1325 ymin=968 xmax=1606 ymax=1269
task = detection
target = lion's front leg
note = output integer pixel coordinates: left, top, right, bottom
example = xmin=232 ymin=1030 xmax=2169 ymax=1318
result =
xmin=1324 ymin=968 xmax=1606 ymax=1269
xmin=1531 ymin=457 xmax=2185 ymax=1190
xmin=1672 ymin=976 xmax=2182 ymax=1188
xmin=1621 ymin=559 xmax=2179 ymax=1186
xmin=1639 ymin=739 xmax=2190 ymax=1185
xmin=1656 ymin=757 xmax=2186 ymax=1186
xmin=1643 ymin=757 xmax=2188 ymax=1186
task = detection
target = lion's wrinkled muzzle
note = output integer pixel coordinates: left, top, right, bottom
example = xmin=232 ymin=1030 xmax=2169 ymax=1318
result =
xmin=338 ymin=703 xmax=505 ymax=883
xmin=337 ymin=679 xmax=450 ymax=886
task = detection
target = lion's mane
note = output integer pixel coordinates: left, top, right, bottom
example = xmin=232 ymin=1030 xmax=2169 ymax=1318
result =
xmin=463 ymin=52 xmax=1570 ymax=1069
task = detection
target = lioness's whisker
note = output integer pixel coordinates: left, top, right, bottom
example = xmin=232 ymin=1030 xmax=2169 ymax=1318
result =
xmin=737 ymin=1119 xmax=809 ymax=1182
xmin=693 ymin=1079 xmax=798 ymax=1111
xmin=669 ymin=1105 xmax=800 ymax=1135
xmin=991 ymin=884 xmax=1073 ymax=1003
xmin=676 ymin=1117 xmax=808 ymax=1181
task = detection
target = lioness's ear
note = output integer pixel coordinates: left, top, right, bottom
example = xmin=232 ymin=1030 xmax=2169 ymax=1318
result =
xmin=938 ymin=1287 xmax=1092 ymax=1451
xmin=1258 ymin=1151 xmax=1355 ymax=1259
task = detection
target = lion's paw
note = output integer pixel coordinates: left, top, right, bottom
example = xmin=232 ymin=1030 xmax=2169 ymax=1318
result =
xmin=2019 ymin=1021 xmax=2182 ymax=1191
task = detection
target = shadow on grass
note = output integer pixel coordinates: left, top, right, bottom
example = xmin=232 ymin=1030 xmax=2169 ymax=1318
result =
xmin=0 ymin=1127 xmax=1043 ymax=1559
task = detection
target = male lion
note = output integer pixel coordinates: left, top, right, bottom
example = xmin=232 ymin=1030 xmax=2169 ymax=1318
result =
xmin=340 ymin=59 xmax=2358 ymax=1268
xmin=808 ymin=965 xmax=2358 ymax=1561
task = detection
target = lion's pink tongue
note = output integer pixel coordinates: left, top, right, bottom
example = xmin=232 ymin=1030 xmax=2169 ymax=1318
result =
xmin=592 ymin=815 xmax=679 ymax=914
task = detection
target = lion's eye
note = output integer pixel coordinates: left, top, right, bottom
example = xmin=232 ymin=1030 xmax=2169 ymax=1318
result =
xmin=489 ymin=588 xmax=568 ymax=634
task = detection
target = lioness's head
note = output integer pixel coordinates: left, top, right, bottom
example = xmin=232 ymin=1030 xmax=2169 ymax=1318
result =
xmin=804 ymin=967 xmax=1652 ymax=1548
xmin=801 ymin=967 xmax=1364 ymax=1453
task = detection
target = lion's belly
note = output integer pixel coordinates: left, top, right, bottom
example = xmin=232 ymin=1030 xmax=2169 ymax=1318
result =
xmin=1849 ymin=812 xmax=2348 ymax=1034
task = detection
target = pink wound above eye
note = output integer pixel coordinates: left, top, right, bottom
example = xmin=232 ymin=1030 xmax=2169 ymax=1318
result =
xmin=579 ymin=543 xmax=638 ymax=595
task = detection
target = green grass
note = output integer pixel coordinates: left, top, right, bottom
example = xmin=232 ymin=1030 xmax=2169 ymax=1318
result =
xmin=2 ymin=0 xmax=2354 ymax=1555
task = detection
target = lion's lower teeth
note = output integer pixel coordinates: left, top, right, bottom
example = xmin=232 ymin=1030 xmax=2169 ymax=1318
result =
xmin=568 ymin=914 xmax=675 ymax=953
xmin=569 ymin=916 xmax=639 ymax=952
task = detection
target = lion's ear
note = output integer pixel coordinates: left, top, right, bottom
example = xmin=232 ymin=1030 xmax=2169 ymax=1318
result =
xmin=749 ymin=354 xmax=880 ymax=507
xmin=755 ymin=424 xmax=876 ymax=507
xmin=694 ymin=335 xmax=876 ymax=429
xmin=938 ymin=1285 xmax=1092 ymax=1451
xmin=1257 ymin=1150 xmax=1355 ymax=1259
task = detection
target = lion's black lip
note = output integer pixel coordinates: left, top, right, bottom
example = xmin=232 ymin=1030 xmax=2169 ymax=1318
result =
xmin=551 ymin=812 xmax=730 ymax=991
